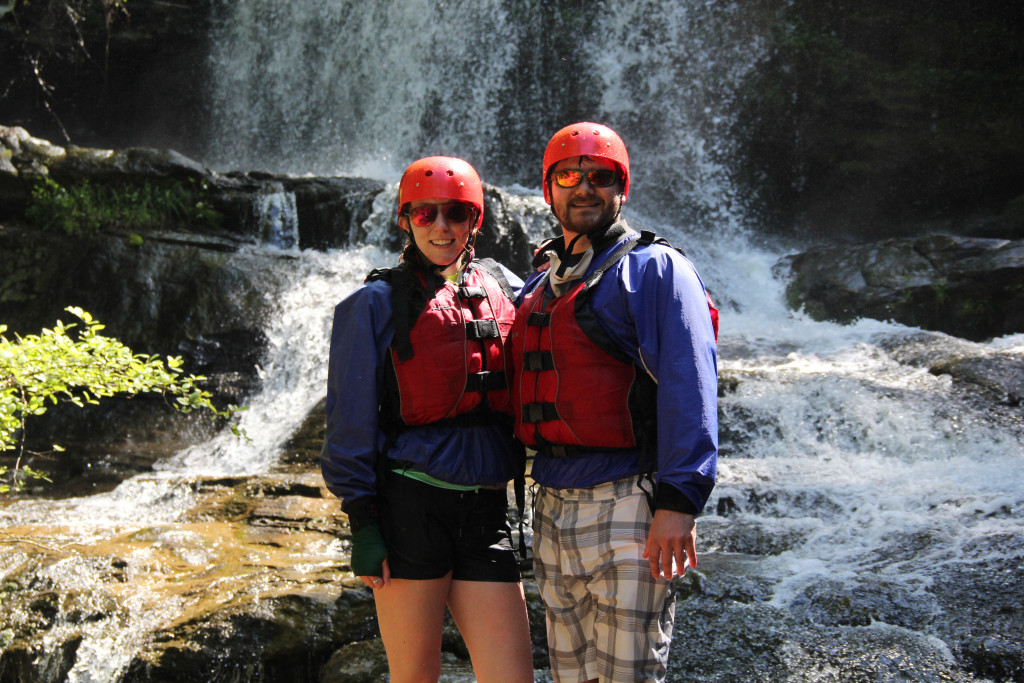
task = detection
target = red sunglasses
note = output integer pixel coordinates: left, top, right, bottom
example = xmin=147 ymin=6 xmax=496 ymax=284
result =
xmin=551 ymin=168 xmax=620 ymax=189
xmin=404 ymin=202 xmax=475 ymax=227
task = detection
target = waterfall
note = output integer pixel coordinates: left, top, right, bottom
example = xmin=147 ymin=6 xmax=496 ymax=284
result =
xmin=253 ymin=187 xmax=299 ymax=250
xmin=205 ymin=0 xmax=777 ymax=231
xmin=3 ymin=1 xmax=1023 ymax=680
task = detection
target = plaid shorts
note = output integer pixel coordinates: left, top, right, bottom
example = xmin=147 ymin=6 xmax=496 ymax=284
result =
xmin=533 ymin=478 xmax=675 ymax=683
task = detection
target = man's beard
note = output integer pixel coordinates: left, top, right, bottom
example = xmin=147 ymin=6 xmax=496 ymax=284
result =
xmin=555 ymin=200 xmax=621 ymax=235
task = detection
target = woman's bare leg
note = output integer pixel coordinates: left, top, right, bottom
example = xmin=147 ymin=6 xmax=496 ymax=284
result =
xmin=447 ymin=579 xmax=535 ymax=683
xmin=373 ymin=574 xmax=452 ymax=683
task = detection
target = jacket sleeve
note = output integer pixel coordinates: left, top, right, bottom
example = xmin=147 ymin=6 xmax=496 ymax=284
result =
xmin=320 ymin=280 xmax=394 ymax=511
xmin=619 ymin=246 xmax=718 ymax=513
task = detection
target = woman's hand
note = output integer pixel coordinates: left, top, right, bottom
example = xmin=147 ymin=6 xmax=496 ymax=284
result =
xmin=359 ymin=558 xmax=391 ymax=590
xmin=351 ymin=522 xmax=389 ymax=587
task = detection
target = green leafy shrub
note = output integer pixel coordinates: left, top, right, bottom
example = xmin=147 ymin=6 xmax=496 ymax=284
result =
xmin=24 ymin=177 xmax=223 ymax=236
xmin=0 ymin=306 xmax=240 ymax=492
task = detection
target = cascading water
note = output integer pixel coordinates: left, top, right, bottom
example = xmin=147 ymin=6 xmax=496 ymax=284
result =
xmin=3 ymin=0 xmax=1023 ymax=681
xmin=253 ymin=187 xmax=300 ymax=250
xmin=204 ymin=0 xmax=775 ymax=232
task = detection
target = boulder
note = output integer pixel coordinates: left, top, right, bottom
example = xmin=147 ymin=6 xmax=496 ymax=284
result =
xmin=879 ymin=331 xmax=1024 ymax=407
xmin=0 ymin=125 xmax=390 ymax=245
xmin=1 ymin=126 xmax=544 ymax=270
xmin=779 ymin=234 xmax=1024 ymax=341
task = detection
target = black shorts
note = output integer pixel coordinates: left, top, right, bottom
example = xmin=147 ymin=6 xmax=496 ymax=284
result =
xmin=379 ymin=469 xmax=521 ymax=582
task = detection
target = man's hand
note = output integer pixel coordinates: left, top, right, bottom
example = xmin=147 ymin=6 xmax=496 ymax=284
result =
xmin=642 ymin=509 xmax=697 ymax=579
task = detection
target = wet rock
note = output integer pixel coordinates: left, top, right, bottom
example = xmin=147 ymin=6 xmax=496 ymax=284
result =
xmin=0 ymin=472 xmax=379 ymax=682
xmin=880 ymin=330 xmax=1024 ymax=407
xmin=933 ymin=537 xmax=1024 ymax=682
xmin=479 ymin=185 xmax=558 ymax=276
xmin=1 ymin=129 xmax=544 ymax=269
xmin=961 ymin=634 xmax=1024 ymax=683
xmin=0 ymin=463 xmax=553 ymax=682
xmin=789 ymin=577 xmax=937 ymax=629
xmin=121 ymin=588 xmax=378 ymax=683
xmin=0 ymin=637 xmax=80 ymax=683
xmin=717 ymin=393 xmax=786 ymax=459
xmin=320 ymin=638 xmax=388 ymax=683
xmin=277 ymin=398 xmax=327 ymax=472
xmin=53 ymin=146 xmax=211 ymax=184
xmin=706 ymin=517 xmax=812 ymax=556
xmin=670 ymin=593 xmax=977 ymax=683
xmin=277 ymin=176 xmax=387 ymax=252
xmin=778 ymin=234 xmax=1024 ymax=340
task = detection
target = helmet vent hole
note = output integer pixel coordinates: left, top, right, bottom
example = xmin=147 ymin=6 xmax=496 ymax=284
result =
xmin=571 ymin=131 xmax=579 ymax=136
xmin=424 ymin=170 xmax=433 ymax=177
xmin=447 ymin=170 xmax=455 ymax=176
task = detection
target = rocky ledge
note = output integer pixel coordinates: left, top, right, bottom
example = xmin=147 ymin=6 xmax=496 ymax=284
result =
xmin=778 ymin=234 xmax=1024 ymax=341
xmin=0 ymin=463 xmax=549 ymax=683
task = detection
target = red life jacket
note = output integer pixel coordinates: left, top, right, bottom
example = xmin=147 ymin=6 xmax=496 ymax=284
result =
xmin=370 ymin=260 xmax=517 ymax=428
xmin=510 ymin=231 xmax=717 ymax=457
xmin=510 ymin=238 xmax=654 ymax=455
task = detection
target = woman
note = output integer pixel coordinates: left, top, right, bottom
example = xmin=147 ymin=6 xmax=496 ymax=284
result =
xmin=320 ymin=156 xmax=534 ymax=683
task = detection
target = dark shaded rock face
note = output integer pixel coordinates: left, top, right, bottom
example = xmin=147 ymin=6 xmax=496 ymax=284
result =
xmin=0 ymin=0 xmax=215 ymax=157
xmin=733 ymin=0 xmax=1024 ymax=240
xmin=0 ymin=128 xmax=541 ymax=355
xmin=0 ymin=126 xmax=544 ymax=272
xmin=778 ymin=234 xmax=1024 ymax=340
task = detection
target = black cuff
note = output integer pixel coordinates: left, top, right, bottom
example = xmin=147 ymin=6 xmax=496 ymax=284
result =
xmin=341 ymin=496 xmax=379 ymax=531
xmin=653 ymin=483 xmax=700 ymax=515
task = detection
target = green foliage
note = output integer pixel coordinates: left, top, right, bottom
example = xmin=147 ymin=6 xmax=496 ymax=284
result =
xmin=0 ymin=306 xmax=240 ymax=492
xmin=24 ymin=177 xmax=223 ymax=236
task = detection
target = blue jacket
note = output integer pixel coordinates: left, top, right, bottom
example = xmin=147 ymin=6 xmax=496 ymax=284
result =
xmin=320 ymin=262 xmax=525 ymax=507
xmin=521 ymin=224 xmax=718 ymax=514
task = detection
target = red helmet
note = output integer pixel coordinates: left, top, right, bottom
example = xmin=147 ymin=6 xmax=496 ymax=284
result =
xmin=542 ymin=122 xmax=630 ymax=204
xmin=397 ymin=156 xmax=484 ymax=231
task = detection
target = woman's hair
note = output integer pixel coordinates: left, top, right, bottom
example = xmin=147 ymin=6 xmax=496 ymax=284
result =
xmin=398 ymin=233 xmax=426 ymax=270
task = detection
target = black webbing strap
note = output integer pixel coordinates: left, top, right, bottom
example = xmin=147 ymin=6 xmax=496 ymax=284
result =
xmin=522 ymin=350 xmax=554 ymax=371
xmin=539 ymin=444 xmax=581 ymax=459
xmin=514 ymin=470 xmax=527 ymax=558
xmin=390 ymin=269 xmax=416 ymax=362
xmin=468 ymin=258 xmax=517 ymax=302
xmin=528 ymin=312 xmax=551 ymax=327
xmin=465 ymin=319 xmax=500 ymax=340
xmin=522 ymin=402 xmax=559 ymax=424
xmin=366 ymin=266 xmax=440 ymax=362
xmin=459 ymin=285 xmax=487 ymax=299
xmin=579 ymin=232 xmax=641 ymax=292
xmin=534 ymin=442 xmax=634 ymax=459
xmin=465 ymin=370 xmax=508 ymax=393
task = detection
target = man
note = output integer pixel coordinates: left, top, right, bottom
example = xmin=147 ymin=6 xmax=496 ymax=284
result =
xmin=508 ymin=122 xmax=718 ymax=682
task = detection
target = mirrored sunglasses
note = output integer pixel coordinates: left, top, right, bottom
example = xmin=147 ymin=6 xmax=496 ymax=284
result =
xmin=551 ymin=168 xmax=620 ymax=189
xmin=405 ymin=202 xmax=474 ymax=227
